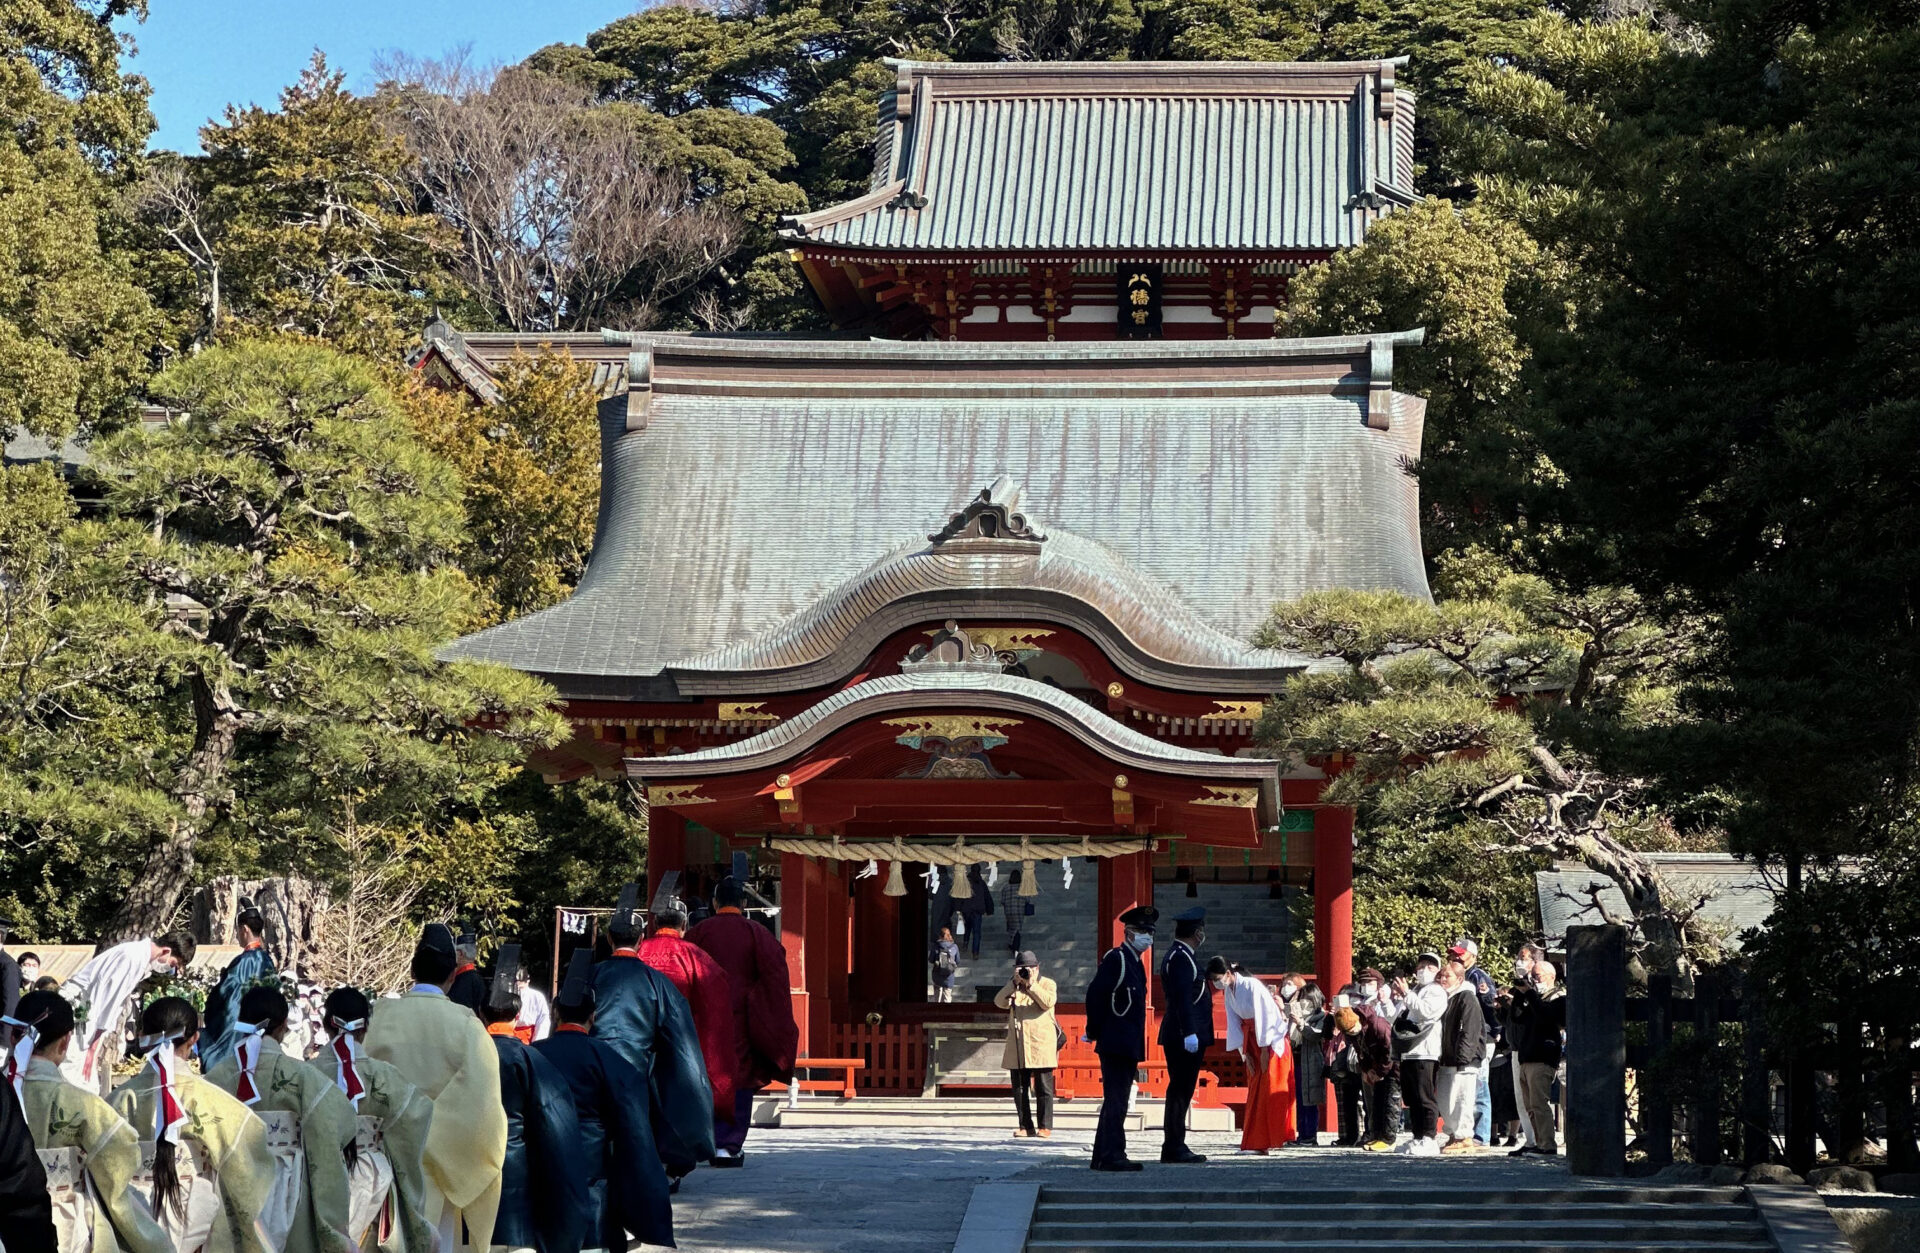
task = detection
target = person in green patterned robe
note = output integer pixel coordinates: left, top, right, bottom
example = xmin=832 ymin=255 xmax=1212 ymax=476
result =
xmin=11 ymin=991 xmax=172 ymax=1253
xmin=204 ymin=986 xmax=356 ymax=1253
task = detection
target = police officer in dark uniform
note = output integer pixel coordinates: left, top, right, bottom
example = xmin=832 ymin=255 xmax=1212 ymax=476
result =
xmin=1158 ymin=906 xmax=1215 ymax=1164
xmin=1083 ymin=904 xmax=1155 ymax=1171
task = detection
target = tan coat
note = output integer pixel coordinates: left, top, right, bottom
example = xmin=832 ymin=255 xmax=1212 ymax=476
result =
xmin=994 ymin=975 xmax=1060 ymax=1070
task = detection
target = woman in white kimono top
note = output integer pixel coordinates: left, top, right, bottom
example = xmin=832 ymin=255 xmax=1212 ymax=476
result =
xmin=1209 ymin=959 xmax=1297 ymax=1154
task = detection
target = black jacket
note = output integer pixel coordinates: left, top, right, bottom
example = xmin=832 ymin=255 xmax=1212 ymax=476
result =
xmin=491 ymin=1035 xmax=591 ymax=1253
xmin=1439 ymin=985 xmax=1487 ymax=1068
xmin=447 ymin=966 xmax=488 ymax=1017
xmin=1084 ymin=944 xmax=1147 ymax=1061
xmin=534 ymin=1029 xmax=674 ymax=1251
xmin=1504 ymin=984 xmax=1567 ymax=1066
xmin=1156 ymin=941 xmax=1216 ymax=1052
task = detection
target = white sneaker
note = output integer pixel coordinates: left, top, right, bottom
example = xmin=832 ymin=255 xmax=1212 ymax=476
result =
xmin=1409 ymin=1137 xmax=1441 ymax=1157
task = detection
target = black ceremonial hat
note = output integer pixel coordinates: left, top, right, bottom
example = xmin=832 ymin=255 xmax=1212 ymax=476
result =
xmin=613 ymin=882 xmax=642 ymax=930
xmin=416 ymin=921 xmax=456 ymax=961
xmin=1118 ymin=905 xmax=1158 ymax=932
xmin=555 ymin=949 xmax=595 ymax=1011
xmin=455 ymin=918 xmax=478 ymax=946
xmin=488 ymin=943 xmax=521 ymax=1011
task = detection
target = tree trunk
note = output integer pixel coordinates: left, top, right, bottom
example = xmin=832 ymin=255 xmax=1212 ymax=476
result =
xmin=104 ymin=671 xmax=246 ymax=941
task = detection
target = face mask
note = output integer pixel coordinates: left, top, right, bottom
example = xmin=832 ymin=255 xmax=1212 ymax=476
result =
xmin=1359 ymin=982 xmax=1378 ymax=999
xmin=1125 ymin=931 xmax=1151 ymax=953
xmin=150 ymin=960 xmax=173 ymax=975
xmin=1415 ymin=968 xmax=1436 ymax=987
xmin=1279 ymin=984 xmax=1297 ymax=1001
xmin=19 ymin=967 xmax=36 ymax=981
xmin=1514 ymin=958 xmax=1532 ymax=979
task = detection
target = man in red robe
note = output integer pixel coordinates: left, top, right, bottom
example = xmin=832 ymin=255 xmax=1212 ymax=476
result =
xmin=636 ymin=899 xmax=737 ymax=1125
xmin=684 ymin=877 xmax=798 ymax=1167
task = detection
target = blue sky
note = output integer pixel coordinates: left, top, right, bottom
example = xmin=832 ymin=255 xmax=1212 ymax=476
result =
xmin=124 ymin=1 xmax=645 ymax=152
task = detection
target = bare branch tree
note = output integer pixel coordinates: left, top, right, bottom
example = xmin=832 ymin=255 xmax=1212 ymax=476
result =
xmin=306 ymin=798 xmax=420 ymax=993
xmin=130 ymin=163 xmax=222 ymax=342
xmin=377 ymin=58 xmax=739 ymax=332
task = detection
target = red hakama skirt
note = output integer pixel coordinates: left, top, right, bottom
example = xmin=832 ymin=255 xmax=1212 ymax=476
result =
xmin=1241 ymin=1038 xmax=1299 ymax=1151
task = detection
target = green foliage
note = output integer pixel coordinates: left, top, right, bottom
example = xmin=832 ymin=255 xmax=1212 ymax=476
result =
xmin=141 ymin=55 xmax=458 ymax=357
xmin=64 ymin=340 xmax=565 ymax=937
xmin=0 ymin=1 xmax=162 ymax=443
xmin=407 ymin=352 xmax=602 ymax=623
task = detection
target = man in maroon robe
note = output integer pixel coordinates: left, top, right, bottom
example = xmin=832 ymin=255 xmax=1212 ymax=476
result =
xmin=684 ymin=877 xmax=798 ymax=1166
xmin=635 ymin=899 xmax=738 ymax=1124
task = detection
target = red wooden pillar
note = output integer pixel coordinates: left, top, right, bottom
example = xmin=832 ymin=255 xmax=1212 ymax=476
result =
xmin=1099 ymin=850 xmax=1154 ymax=949
xmin=779 ymin=852 xmax=811 ymax=1058
xmin=803 ymin=856 xmax=832 ymax=1055
xmin=1313 ymin=805 xmax=1355 ymax=995
xmin=850 ymin=875 xmax=900 ymax=1008
xmin=646 ymin=808 xmax=687 ymax=904
xmin=823 ymin=860 xmax=850 ymax=1042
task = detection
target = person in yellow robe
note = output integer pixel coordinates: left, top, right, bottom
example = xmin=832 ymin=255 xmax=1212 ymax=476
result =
xmin=8 ymin=991 xmax=172 ymax=1253
xmin=364 ymin=923 xmax=506 ymax=1253
xmin=109 ymin=995 xmax=276 ymax=1253
xmin=315 ymin=987 xmax=434 ymax=1253
xmin=205 ymin=986 xmax=357 ymax=1253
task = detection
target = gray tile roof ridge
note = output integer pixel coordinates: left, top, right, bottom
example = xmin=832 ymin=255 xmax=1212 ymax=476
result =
xmin=666 ymin=526 xmax=1313 ymax=679
xmin=603 ymin=328 xmax=1424 ymax=361
xmin=632 ymin=670 xmax=1283 ymax=773
xmin=877 ymin=57 xmax=1414 ymax=76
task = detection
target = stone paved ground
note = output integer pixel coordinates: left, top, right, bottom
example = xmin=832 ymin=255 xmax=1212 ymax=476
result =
xmin=648 ymin=1124 xmax=1604 ymax=1253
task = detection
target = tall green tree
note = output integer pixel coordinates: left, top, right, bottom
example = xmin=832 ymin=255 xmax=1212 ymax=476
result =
xmin=80 ymin=340 xmax=563 ymax=939
xmin=134 ymin=55 xmax=456 ymax=358
xmin=0 ymin=0 xmax=162 ymax=444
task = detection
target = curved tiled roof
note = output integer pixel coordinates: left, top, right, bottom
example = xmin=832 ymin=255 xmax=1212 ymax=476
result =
xmin=438 ymin=333 xmax=1432 ymax=697
xmin=632 ymin=670 xmax=1281 ymax=816
xmin=668 ymin=526 xmax=1314 ymax=691
xmin=786 ymin=59 xmax=1416 ymax=255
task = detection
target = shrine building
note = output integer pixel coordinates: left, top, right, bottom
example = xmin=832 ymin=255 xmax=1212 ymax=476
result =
xmin=421 ymin=57 xmax=1428 ymax=1095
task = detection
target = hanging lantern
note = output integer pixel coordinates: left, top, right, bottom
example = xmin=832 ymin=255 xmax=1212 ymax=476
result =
xmin=883 ymin=861 xmax=907 ymax=896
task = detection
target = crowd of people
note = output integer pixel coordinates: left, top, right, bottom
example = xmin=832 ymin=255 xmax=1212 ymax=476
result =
xmin=0 ymin=878 xmax=799 ymax=1253
xmin=994 ymin=905 xmax=1568 ymax=1169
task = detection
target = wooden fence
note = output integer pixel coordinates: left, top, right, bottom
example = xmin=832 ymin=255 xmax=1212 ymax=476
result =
xmin=1565 ymin=923 xmax=1920 ymax=1176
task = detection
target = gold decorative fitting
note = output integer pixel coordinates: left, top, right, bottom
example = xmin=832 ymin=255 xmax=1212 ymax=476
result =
xmin=923 ymin=626 xmax=1054 ymax=652
xmin=1112 ymin=774 xmax=1129 ymax=789
xmin=1200 ymin=700 xmax=1265 ymax=721
xmin=647 ymin=784 xmax=714 ymax=807
xmin=1194 ymin=786 xmax=1259 ymax=809
xmin=775 ymin=773 xmax=792 ymax=788
xmin=1106 ymin=681 xmax=1125 ymax=698
xmin=884 ymin=715 xmax=1021 ymax=748
xmin=718 ymin=702 xmax=780 ymax=724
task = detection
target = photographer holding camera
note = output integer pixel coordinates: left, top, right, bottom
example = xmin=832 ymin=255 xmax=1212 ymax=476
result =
xmin=995 ymin=951 xmax=1060 ymax=1138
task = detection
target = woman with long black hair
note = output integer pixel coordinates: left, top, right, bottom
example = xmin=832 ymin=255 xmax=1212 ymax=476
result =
xmin=109 ymin=995 xmax=277 ymax=1253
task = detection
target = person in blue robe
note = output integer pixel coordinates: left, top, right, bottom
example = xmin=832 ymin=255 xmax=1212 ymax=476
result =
xmin=590 ymin=884 xmax=715 ymax=1175
xmin=481 ymin=947 xmax=589 ymax=1253
xmin=535 ymin=950 xmax=675 ymax=1250
xmin=200 ymin=903 xmax=276 ymax=1070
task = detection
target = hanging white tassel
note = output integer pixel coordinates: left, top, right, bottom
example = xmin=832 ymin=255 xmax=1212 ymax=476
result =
xmin=1019 ymin=860 xmax=1040 ymax=897
xmin=1062 ymin=857 xmax=1075 ymax=890
xmin=855 ymin=859 xmax=878 ymax=881
xmin=883 ymin=860 xmax=907 ymax=896
xmin=985 ymin=861 xmax=999 ymax=888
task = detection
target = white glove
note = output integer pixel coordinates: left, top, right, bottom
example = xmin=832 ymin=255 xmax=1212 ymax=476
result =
xmin=1183 ymin=1034 xmax=1199 ymax=1054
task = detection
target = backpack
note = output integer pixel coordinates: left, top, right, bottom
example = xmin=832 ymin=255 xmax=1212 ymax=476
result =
xmin=934 ymin=945 xmax=957 ymax=974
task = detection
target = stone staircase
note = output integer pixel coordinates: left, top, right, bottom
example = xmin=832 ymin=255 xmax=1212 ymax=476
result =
xmin=1021 ymin=1186 xmax=1775 ymax=1252
xmin=1168 ymin=881 xmax=1305 ymax=976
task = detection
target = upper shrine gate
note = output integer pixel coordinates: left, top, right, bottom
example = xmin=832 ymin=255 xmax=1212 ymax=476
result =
xmin=421 ymin=57 xmax=1427 ymax=1088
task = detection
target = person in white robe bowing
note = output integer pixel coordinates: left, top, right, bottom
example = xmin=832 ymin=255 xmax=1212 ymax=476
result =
xmin=59 ymin=933 xmax=196 ymax=1096
xmin=1210 ymin=958 xmax=1297 ymax=1154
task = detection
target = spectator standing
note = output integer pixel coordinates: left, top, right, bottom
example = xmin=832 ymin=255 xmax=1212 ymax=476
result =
xmin=994 ymin=951 xmax=1059 ymax=1138
xmin=1489 ymin=990 xmax=1522 ymax=1147
xmin=1450 ymin=937 xmax=1500 ymax=1145
xmin=1284 ymin=977 xmax=1328 ymax=1146
xmin=1437 ymin=959 xmax=1487 ymax=1152
xmin=16 ymin=952 xmax=40 ymax=987
xmin=1506 ymin=957 xmax=1566 ymax=1155
xmin=1351 ymin=985 xmax=1400 ymax=1150
xmin=1394 ymin=952 xmax=1447 ymax=1156
xmin=931 ymin=928 xmax=960 ymax=1003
